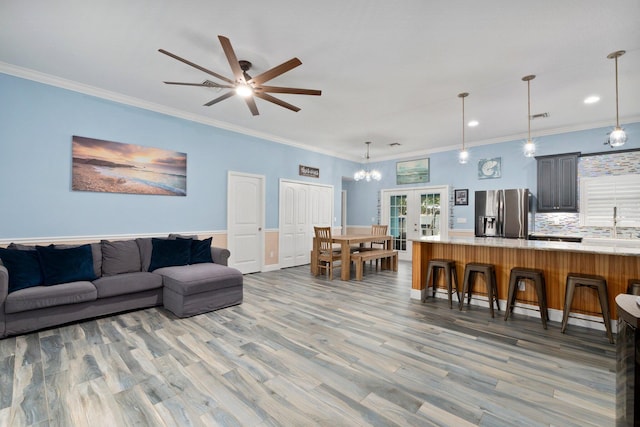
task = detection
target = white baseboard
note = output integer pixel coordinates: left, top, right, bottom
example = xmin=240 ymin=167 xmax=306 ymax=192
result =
xmin=414 ymin=289 xmax=617 ymax=333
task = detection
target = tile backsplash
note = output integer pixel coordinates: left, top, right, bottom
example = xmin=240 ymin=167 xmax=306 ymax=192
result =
xmin=533 ymin=150 xmax=640 ymax=237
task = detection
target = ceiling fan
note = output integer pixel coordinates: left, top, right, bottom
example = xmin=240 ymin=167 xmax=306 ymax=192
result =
xmin=159 ymin=35 xmax=321 ymax=116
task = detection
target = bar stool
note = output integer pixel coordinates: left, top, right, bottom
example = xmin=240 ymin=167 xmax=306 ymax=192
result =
xmin=627 ymin=279 xmax=640 ymax=296
xmin=504 ymin=267 xmax=549 ymax=329
xmin=422 ymin=259 xmax=460 ymax=308
xmin=459 ymin=263 xmax=499 ymax=318
xmin=561 ymin=273 xmax=614 ymax=344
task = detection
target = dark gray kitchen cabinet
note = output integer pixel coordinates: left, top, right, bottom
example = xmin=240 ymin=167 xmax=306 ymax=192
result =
xmin=536 ymin=153 xmax=579 ymax=212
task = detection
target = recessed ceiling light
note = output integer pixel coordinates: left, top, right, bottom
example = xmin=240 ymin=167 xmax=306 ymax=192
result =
xmin=467 ymin=120 xmax=479 ymax=127
xmin=584 ymin=95 xmax=600 ymax=104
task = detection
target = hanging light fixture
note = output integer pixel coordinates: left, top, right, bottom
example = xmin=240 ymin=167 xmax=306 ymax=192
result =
xmin=354 ymin=141 xmax=381 ymax=182
xmin=458 ymin=92 xmax=469 ymax=164
xmin=522 ymin=75 xmax=536 ymax=157
xmin=606 ymin=50 xmax=627 ymax=147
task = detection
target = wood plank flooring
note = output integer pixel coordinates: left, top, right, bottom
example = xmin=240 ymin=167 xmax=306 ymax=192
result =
xmin=0 ymin=261 xmax=616 ymax=426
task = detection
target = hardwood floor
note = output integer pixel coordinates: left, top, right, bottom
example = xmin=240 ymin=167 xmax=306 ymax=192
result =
xmin=0 ymin=261 xmax=616 ymax=426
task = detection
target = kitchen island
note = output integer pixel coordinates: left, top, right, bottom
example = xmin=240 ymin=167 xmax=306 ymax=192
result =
xmin=411 ymin=236 xmax=640 ymax=327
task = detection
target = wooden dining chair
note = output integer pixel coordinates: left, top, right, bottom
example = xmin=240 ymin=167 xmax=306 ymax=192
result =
xmin=313 ymin=226 xmax=341 ymax=280
xmin=359 ymin=224 xmax=389 ymax=269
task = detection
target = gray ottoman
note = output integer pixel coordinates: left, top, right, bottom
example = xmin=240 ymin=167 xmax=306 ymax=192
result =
xmin=156 ymin=263 xmax=243 ymax=317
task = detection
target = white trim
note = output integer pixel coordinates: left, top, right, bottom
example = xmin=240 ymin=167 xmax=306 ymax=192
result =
xmin=0 ymin=62 xmax=353 ymax=161
xmin=420 ymin=291 xmax=617 ymax=333
xmin=2 ymin=63 xmax=640 ymax=164
xmin=262 ymin=264 xmax=281 ymax=272
xmin=0 ymin=230 xmax=226 ymax=246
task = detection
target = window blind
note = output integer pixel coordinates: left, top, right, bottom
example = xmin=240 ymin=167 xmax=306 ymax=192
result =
xmin=580 ymin=174 xmax=640 ymax=227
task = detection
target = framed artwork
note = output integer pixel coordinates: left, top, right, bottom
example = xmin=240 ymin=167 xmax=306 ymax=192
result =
xmin=477 ymin=157 xmax=502 ymax=179
xmin=454 ymin=189 xmax=469 ymax=206
xmin=72 ymin=136 xmax=187 ymax=196
xmin=396 ymin=158 xmax=429 ymax=185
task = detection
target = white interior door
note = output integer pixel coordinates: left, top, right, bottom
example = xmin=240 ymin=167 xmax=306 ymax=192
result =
xmin=227 ymin=171 xmax=264 ymax=274
xmin=280 ymin=182 xmax=310 ymax=268
xmin=279 ymin=180 xmax=333 ymax=268
xmin=382 ymin=185 xmax=449 ymax=261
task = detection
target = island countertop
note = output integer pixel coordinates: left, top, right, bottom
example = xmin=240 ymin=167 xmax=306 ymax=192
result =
xmin=412 ymin=235 xmax=640 ymax=256
xmin=411 ymin=235 xmax=640 ymax=321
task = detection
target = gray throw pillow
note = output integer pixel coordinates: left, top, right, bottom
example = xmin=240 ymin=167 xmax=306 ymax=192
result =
xmin=101 ymin=240 xmax=141 ymax=276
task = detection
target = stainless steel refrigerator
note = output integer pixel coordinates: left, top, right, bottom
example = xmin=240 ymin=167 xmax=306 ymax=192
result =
xmin=475 ymin=189 xmax=529 ymax=238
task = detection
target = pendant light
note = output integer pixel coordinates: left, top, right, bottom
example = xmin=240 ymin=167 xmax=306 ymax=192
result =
xmin=458 ymin=92 xmax=469 ymax=164
xmin=354 ymin=141 xmax=381 ymax=182
xmin=522 ymin=75 xmax=536 ymax=157
xmin=607 ymin=50 xmax=627 ymax=147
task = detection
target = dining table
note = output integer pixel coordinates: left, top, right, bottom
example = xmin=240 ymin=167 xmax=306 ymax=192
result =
xmin=311 ymin=233 xmax=393 ymax=281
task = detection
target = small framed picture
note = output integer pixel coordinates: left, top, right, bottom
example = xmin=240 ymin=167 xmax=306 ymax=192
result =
xmin=454 ymin=189 xmax=469 ymax=206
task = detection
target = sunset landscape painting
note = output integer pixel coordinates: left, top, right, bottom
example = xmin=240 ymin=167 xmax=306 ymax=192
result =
xmin=72 ymin=136 xmax=187 ymax=196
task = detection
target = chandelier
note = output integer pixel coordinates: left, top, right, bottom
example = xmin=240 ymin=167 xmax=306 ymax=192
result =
xmin=354 ymin=141 xmax=381 ymax=182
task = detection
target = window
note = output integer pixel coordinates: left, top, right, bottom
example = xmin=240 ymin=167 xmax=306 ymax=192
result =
xmin=580 ymin=174 xmax=640 ymax=227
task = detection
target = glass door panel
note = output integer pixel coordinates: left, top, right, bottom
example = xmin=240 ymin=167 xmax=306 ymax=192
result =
xmin=420 ymin=192 xmax=441 ymax=237
xmin=382 ymin=186 xmax=449 ymax=261
xmin=389 ymin=194 xmax=407 ymax=251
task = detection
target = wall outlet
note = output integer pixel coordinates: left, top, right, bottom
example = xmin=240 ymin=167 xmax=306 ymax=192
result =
xmin=518 ymin=281 xmax=526 ymax=291
xmin=270 ymin=251 xmax=274 ymax=258
xmin=457 ymin=217 xmax=467 ymax=224
xmin=553 ymin=217 xmax=561 ymax=225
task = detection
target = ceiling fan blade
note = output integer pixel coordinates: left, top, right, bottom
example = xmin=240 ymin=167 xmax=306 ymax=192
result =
xmin=249 ymin=58 xmax=302 ymax=85
xmin=158 ymin=49 xmax=234 ymax=84
xmin=203 ymin=91 xmax=235 ymax=107
xmin=217 ymin=35 xmax=245 ymax=83
xmin=254 ymin=92 xmax=301 ymax=112
xmin=244 ymin=97 xmax=259 ymax=116
xmin=256 ymin=86 xmax=321 ymax=96
xmin=164 ymin=80 xmax=234 ymax=89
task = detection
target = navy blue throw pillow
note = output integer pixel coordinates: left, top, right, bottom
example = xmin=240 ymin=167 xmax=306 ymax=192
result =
xmin=0 ymin=247 xmax=43 ymax=293
xmin=177 ymin=237 xmax=213 ymax=264
xmin=36 ymin=244 xmax=97 ymax=286
xmin=149 ymin=238 xmax=192 ymax=271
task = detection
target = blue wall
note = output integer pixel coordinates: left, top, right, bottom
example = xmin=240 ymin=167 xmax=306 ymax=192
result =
xmin=2 ymin=73 xmax=638 ymax=239
xmin=346 ymin=122 xmax=640 ymax=228
xmin=0 ymin=74 xmax=358 ymax=239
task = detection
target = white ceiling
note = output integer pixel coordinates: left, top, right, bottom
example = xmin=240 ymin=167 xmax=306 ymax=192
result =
xmin=1 ymin=0 xmax=639 ymax=162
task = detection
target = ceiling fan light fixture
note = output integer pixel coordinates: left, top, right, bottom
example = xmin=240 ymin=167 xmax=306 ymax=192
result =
xmin=354 ymin=141 xmax=381 ymax=182
xmin=606 ymin=50 xmax=627 ymax=148
xmin=235 ymin=83 xmax=253 ymax=98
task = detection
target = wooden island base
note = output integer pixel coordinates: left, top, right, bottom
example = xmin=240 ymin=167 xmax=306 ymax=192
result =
xmin=412 ymin=239 xmax=640 ymax=325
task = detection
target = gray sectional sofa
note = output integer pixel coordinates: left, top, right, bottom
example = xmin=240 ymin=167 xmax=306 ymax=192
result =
xmin=0 ymin=235 xmax=243 ymax=338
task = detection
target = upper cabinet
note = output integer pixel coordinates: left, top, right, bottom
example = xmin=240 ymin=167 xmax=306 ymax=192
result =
xmin=536 ymin=153 xmax=579 ymax=212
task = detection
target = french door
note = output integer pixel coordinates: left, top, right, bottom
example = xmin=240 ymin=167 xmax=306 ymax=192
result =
xmin=381 ymin=185 xmax=449 ymax=261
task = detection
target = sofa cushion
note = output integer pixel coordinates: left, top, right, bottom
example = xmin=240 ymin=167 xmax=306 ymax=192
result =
xmin=101 ymin=239 xmax=141 ymax=276
xmin=36 ymin=244 xmax=97 ymax=286
xmin=158 ymin=263 xmax=243 ymax=296
xmin=0 ymin=247 xmax=43 ymax=292
xmin=149 ymin=238 xmax=191 ymax=271
xmin=92 ymin=271 xmax=163 ymax=298
xmin=136 ymin=237 xmax=157 ymax=272
xmin=5 ymin=281 xmax=97 ymax=314
xmin=56 ymin=243 xmax=102 ymax=278
xmin=177 ymin=237 xmax=213 ymax=264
